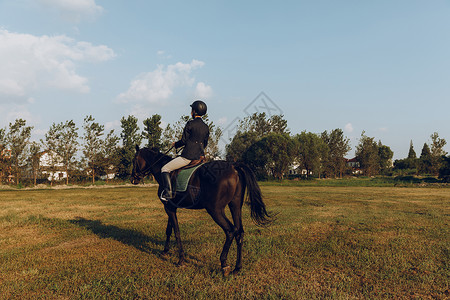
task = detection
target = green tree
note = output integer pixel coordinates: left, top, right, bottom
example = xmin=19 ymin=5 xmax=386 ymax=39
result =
xmin=42 ymin=123 xmax=61 ymax=185
xmin=430 ymin=132 xmax=447 ymax=176
xmin=226 ymin=131 xmax=259 ymax=162
xmin=243 ymin=133 xmax=296 ymax=180
xmin=226 ymin=113 xmax=289 ymax=162
xmin=142 ymin=114 xmax=162 ymax=149
xmin=102 ymin=130 xmax=120 ymax=182
xmin=0 ymin=127 xmax=7 ymax=183
xmin=6 ymin=119 xmax=33 ymax=184
xmin=439 ymin=155 xmax=450 ymax=182
xmin=238 ymin=112 xmax=289 ymax=136
xmin=118 ymin=115 xmax=142 ymax=179
xmin=82 ymin=115 xmax=105 ymax=184
xmin=321 ymin=129 xmax=351 ymax=178
xmin=355 ymin=131 xmax=379 ymax=176
xmin=295 ymin=131 xmax=327 ymax=178
xmin=54 ymin=120 xmax=79 ymax=185
xmin=378 ymin=142 xmax=394 ymax=174
xmin=408 ymin=140 xmax=417 ymax=159
xmin=419 ymin=143 xmax=432 ymax=175
xmin=28 ymin=141 xmax=41 ymax=186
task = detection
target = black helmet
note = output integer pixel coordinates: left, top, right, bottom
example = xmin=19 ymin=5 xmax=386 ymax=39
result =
xmin=190 ymin=100 xmax=207 ymax=116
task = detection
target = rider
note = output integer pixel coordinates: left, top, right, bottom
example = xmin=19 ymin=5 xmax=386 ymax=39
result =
xmin=160 ymin=100 xmax=210 ymax=201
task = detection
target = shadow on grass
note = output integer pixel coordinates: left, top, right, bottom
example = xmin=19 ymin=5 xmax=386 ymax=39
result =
xmin=70 ymin=217 xmax=164 ymax=256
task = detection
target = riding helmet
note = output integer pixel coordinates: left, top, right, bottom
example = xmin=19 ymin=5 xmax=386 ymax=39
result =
xmin=190 ymin=100 xmax=207 ymax=116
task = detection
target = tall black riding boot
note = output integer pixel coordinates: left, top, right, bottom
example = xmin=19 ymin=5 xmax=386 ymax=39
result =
xmin=160 ymin=172 xmax=173 ymax=201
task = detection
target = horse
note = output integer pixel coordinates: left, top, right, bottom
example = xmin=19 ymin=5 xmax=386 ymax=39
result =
xmin=130 ymin=145 xmax=272 ymax=275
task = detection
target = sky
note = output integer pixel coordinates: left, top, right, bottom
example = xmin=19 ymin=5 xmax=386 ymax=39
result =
xmin=0 ymin=0 xmax=449 ymax=159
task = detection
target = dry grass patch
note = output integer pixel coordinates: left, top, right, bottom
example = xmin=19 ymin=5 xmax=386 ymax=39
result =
xmin=0 ymin=185 xmax=449 ymax=299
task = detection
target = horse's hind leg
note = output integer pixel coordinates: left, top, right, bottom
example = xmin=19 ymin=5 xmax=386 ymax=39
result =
xmin=207 ymin=208 xmax=236 ymax=275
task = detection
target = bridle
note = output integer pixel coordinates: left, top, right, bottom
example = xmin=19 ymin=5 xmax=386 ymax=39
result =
xmin=132 ymin=146 xmax=174 ymax=181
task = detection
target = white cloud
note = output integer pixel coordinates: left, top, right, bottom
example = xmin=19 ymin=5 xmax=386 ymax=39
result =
xmin=0 ymin=29 xmax=115 ymax=101
xmin=117 ymin=59 xmax=205 ymax=104
xmin=194 ymin=82 xmax=213 ymax=99
xmin=38 ymin=0 xmax=103 ymax=22
xmin=344 ymin=123 xmax=354 ymax=133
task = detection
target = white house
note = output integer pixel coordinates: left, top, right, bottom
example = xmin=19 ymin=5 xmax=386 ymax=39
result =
xmin=40 ymin=151 xmax=67 ymax=181
xmin=288 ymin=163 xmax=313 ymax=176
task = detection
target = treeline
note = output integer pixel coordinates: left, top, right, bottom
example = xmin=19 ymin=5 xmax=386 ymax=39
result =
xmin=226 ymin=113 xmax=449 ymax=181
xmin=225 ymin=113 xmax=390 ymax=179
xmin=0 ymin=113 xmax=449 ymax=185
xmin=0 ymin=115 xmax=222 ymax=185
xmin=393 ymin=135 xmax=449 ymax=177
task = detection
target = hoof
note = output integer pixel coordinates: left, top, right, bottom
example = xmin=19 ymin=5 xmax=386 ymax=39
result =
xmin=160 ymin=251 xmax=169 ymax=258
xmin=232 ymin=267 xmax=241 ymax=275
xmin=222 ymin=266 xmax=232 ymax=277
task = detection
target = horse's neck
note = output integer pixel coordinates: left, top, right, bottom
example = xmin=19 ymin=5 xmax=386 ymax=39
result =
xmin=150 ymin=154 xmax=172 ymax=184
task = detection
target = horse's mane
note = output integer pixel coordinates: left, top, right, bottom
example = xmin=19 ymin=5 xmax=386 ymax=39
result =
xmin=141 ymin=147 xmax=173 ymax=166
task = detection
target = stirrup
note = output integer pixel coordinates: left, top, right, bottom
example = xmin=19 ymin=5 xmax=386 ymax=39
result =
xmin=160 ymin=190 xmax=171 ymax=202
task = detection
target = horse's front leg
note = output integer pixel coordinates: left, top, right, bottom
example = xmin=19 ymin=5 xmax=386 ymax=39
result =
xmin=164 ymin=206 xmax=185 ymax=266
xmin=161 ymin=217 xmax=172 ymax=256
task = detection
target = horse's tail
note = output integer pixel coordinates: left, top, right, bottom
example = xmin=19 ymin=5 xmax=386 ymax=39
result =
xmin=234 ymin=162 xmax=273 ymax=226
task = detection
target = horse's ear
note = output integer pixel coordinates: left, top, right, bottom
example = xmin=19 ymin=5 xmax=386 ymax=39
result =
xmin=135 ymin=145 xmax=140 ymax=152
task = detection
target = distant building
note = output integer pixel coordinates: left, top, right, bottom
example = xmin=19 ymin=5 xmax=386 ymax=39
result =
xmin=346 ymin=157 xmax=362 ymax=174
xmin=39 ymin=151 xmax=67 ymax=181
xmin=288 ymin=163 xmax=313 ymax=176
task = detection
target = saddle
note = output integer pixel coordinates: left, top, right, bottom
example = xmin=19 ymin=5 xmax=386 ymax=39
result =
xmin=170 ymin=156 xmax=207 ymax=192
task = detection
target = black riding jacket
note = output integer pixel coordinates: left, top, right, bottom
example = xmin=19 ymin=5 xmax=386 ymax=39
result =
xmin=174 ymin=117 xmax=210 ymax=160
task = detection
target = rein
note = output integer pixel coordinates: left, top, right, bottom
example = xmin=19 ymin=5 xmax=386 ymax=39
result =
xmin=135 ymin=146 xmax=176 ymax=178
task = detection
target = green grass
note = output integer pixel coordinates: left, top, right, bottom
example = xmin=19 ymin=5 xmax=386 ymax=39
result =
xmin=0 ymin=185 xmax=449 ymax=299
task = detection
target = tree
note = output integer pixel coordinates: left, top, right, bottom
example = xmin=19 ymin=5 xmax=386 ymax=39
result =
xmin=0 ymin=127 xmax=8 ymax=183
xmin=55 ymin=120 xmax=79 ymax=185
xmin=355 ymin=131 xmax=379 ymax=176
xmin=238 ymin=112 xmax=289 ymax=136
xmin=419 ymin=143 xmax=432 ymax=175
xmin=439 ymin=155 xmax=450 ymax=182
xmin=28 ymin=141 xmax=41 ymax=186
xmin=226 ymin=113 xmax=289 ymax=162
xmin=118 ymin=115 xmax=142 ymax=179
xmin=397 ymin=140 xmax=419 ymax=173
xmin=295 ymin=131 xmax=327 ymax=178
xmin=226 ymin=131 xmax=259 ymax=162
xmin=101 ymin=130 xmax=120 ymax=182
xmin=42 ymin=123 xmax=61 ymax=186
xmin=408 ymin=140 xmax=417 ymax=159
xmin=378 ymin=142 xmax=393 ymax=174
xmin=82 ymin=115 xmax=105 ymax=184
xmin=6 ymin=119 xmax=33 ymax=184
xmin=142 ymin=114 xmax=162 ymax=149
xmin=430 ymin=132 xmax=447 ymax=176
xmin=321 ymin=129 xmax=351 ymax=178
xmin=243 ymin=133 xmax=296 ymax=180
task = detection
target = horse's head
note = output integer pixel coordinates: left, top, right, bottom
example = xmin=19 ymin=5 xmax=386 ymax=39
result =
xmin=131 ymin=145 xmax=144 ymax=184
xmin=131 ymin=145 xmax=164 ymax=184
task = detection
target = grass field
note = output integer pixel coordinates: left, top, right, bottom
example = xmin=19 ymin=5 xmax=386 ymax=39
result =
xmin=0 ymin=183 xmax=449 ymax=299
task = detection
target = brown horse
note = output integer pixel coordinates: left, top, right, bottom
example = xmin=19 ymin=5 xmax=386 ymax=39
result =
xmin=131 ymin=145 xmax=272 ymax=275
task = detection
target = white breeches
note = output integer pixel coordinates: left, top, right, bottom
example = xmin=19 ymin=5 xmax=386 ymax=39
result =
xmin=161 ymin=156 xmax=191 ymax=173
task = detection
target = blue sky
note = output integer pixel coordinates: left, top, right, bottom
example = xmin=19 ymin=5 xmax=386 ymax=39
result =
xmin=0 ymin=0 xmax=449 ymax=159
